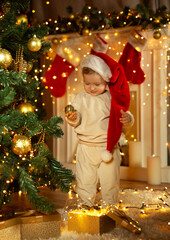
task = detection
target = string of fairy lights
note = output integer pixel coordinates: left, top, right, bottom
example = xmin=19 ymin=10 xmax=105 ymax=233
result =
xmin=61 ymin=185 xmax=170 ymax=231
xmin=39 ymin=27 xmax=170 ymax=150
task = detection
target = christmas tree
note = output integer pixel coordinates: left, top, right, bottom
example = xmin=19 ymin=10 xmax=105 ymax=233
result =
xmin=0 ymin=0 xmax=74 ymax=214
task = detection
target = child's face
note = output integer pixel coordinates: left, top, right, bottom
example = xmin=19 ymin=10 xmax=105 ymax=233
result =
xmin=83 ymin=73 xmax=107 ymax=96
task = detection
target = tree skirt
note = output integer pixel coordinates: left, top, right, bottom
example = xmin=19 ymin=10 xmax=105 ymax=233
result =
xmin=32 ymin=188 xmax=170 ymax=240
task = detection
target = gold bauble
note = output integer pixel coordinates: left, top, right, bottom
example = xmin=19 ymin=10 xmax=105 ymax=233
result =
xmin=17 ymin=102 xmax=34 ymax=113
xmin=82 ymin=28 xmax=90 ymax=36
xmin=0 ymin=48 xmax=13 ymax=69
xmin=153 ymin=31 xmax=161 ymax=39
xmin=27 ymin=36 xmax=42 ymax=52
xmin=26 ymin=61 xmax=33 ymax=72
xmin=16 ymin=14 xmax=28 ymax=25
xmin=12 ymin=135 xmax=31 ymax=155
xmin=65 ymin=104 xmax=74 ymax=116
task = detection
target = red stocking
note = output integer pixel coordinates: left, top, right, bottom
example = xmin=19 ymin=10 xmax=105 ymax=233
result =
xmin=43 ymin=54 xmax=74 ymax=98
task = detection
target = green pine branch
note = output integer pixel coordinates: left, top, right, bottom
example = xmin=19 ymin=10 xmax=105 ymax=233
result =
xmin=19 ymin=167 xmax=56 ymax=213
xmin=47 ymin=156 xmax=75 ymax=192
xmin=1 ymin=0 xmax=30 ymax=13
xmin=0 ymin=0 xmax=75 ymax=214
xmin=42 ymin=116 xmax=64 ymax=138
xmin=0 ymin=86 xmax=16 ymax=109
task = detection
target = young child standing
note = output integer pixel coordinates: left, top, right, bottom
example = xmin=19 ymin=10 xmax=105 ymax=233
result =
xmin=65 ymin=51 xmax=133 ymax=208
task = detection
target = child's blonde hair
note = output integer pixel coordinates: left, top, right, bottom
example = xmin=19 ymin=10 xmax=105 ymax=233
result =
xmin=82 ymin=67 xmax=97 ymax=75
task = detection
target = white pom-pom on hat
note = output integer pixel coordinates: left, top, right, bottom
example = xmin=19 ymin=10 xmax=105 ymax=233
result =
xmin=101 ymin=149 xmax=113 ymax=162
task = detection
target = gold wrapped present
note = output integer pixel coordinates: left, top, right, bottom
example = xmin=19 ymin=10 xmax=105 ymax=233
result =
xmin=106 ymin=206 xmax=141 ymax=234
xmin=68 ymin=209 xmax=115 ymax=235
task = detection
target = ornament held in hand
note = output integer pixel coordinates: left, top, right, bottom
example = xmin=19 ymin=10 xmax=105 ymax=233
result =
xmin=12 ymin=135 xmax=31 ymax=155
xmin=65 ymin=105 xmax=74 ymax=116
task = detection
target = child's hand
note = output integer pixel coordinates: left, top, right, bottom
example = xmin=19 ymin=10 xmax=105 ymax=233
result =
xmin=65 ymin=111 xmax=78 ymax=121
xmin=120 ymin=109 xmax=132 ymax=126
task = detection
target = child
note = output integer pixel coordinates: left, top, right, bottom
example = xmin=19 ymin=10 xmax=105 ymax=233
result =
xmin=65 ymin=51 xmax=133 ymax=208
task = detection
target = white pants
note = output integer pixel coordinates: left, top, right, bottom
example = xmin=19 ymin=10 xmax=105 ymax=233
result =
xmin=76 ymin=143 xmax=121 ymax=207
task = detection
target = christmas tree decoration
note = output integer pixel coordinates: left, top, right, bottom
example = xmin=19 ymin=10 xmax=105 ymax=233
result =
xmin=26 ymin=61 xmax=33 ymax=72
xmin=0 ymin=47 xmax=13 ymax=69
xmin=16 ymin=14 xmax=28 ymax=25
xmin=0 ymin=0 xmax=74 ymax=214
xmin=12 ymin=135 xmax=31 ymax=155
xmin=0 ymin=11 xmax=4 ymax=19
xmin=1 ymin=1 xmax=11 ymax=13
xmin=17 ymin=102 xmax=34 ymax=113
xmin=43 ymin=54 xmax=74 ymax=97
xmin=65 ymin=104 xmax=74 ymax=116
xmin=14 ymin=45 xmax=27 ymax=72
xmin=153 ymin=30 xmax=162 ymax=39
xmin=27 ymin=35 xmax=42 ymax=52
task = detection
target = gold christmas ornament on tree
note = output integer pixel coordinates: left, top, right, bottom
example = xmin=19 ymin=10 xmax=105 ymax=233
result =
xmin=27 ymin=35 xmax=42 ymax=52
xmin=0 ymin=48 xmax=13 ymax=69
xmin=12 ymin=135 xmax=31 ymax=155
xmin=26 ymin=61 xmax=33 ymax=72
xmin=17 ymin=102 xmax=34 ymax=113
xmin=153 ymin=31 xmax=161 ymax=39
xmin=65 ymin=104 xmax=74 ymax=116
xmin=16 ymin=14 xmax=28 ymax=25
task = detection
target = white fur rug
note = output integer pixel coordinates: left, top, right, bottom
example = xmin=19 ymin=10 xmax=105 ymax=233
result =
xmin=31 ymin=188 xmax=170 ymax=240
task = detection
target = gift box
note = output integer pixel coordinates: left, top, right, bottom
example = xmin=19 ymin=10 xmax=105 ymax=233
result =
xmin=68 ymin=210 xmax=115 ymax=235
xmin=68 ymin=207 xmax=141 ymax=235
xmin=106 ymin=207 xmax=142 ymax=234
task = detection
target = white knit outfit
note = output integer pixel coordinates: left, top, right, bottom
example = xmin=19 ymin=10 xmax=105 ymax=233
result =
xmin=66 ymin=90 xmax=130 ymax=206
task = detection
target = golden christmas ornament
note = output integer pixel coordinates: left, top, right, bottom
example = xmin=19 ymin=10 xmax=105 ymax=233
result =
xmin=27 ymin=35 xmax=42 ymax=52
xmin=65 ymin=104 xmax=74 ymax=116
xmin=16 ymin=14 xmax=28 ymax=25
xmin=17 ymin=102 xmax=34 ymax=113
xmin=0 ymin=48 xmax=13 ymax=69
xmin=26 ymin=61 xmax=33 ymax=72
xmin=153 ymin=31 xmax=161 ymax=39
xmin=12 ymin=135 xmax=31 ymax=155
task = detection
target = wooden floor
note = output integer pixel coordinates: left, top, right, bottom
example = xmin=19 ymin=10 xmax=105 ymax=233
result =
xmin=1 ymin=180 xmax=169 ymax=214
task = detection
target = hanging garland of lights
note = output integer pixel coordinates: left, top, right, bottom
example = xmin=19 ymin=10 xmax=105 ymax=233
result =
xmin=44 ymin=4 xmax=170 ymax=35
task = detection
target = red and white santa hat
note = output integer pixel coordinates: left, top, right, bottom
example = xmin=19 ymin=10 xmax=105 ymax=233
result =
xmin=81 ymin=35 xmax=130 ymax=162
